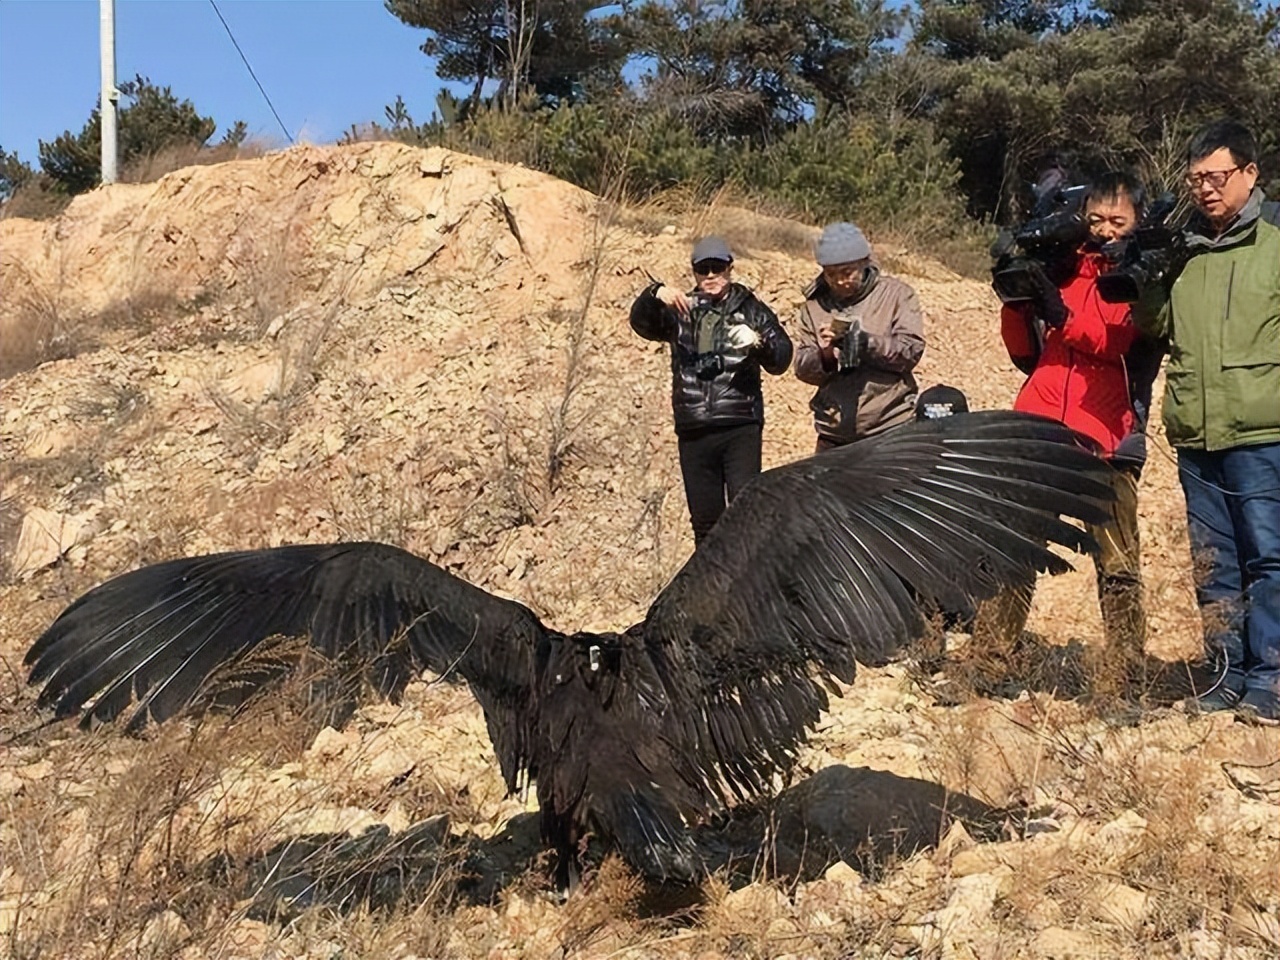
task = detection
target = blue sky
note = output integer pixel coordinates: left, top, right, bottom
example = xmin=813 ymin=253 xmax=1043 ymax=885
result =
xmin=0 ymin=0 xmax=454 ymax=163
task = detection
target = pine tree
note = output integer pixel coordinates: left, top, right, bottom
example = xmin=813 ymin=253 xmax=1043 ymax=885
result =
xmin=37 ymin=76 xmax=225 ymax=195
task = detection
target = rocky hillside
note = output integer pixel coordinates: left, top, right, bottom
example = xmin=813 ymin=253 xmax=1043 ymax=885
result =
xmin=0 ymin=142 xmax=1276 ymax=960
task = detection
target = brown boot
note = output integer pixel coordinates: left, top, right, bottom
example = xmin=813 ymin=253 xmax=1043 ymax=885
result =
xmin=949 ymin=579 xmax=1035 ymax=695
xmin=1090 ymin=573 xmax=1148 ymax=703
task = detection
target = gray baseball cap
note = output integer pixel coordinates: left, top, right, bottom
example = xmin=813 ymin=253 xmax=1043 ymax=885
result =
xmin=815 ymin=222 xmax=871 ymax=266
xmin=691 ymin=235 xmax=734 ymax=265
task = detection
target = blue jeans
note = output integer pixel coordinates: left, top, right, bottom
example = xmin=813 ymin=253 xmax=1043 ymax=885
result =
xmin=1177 ymin=442 xmax=1280 ymax=695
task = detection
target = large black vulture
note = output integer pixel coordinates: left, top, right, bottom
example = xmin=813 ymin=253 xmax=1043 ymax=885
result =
xmin=25 ymin=411 xmax=1112 ymax=887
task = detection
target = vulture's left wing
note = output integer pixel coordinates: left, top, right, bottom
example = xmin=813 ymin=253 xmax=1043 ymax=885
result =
xmin=25 ymin=541 xmax=547 ymax=783
xmin=640 ymin=410 xmax=1114 ymax=801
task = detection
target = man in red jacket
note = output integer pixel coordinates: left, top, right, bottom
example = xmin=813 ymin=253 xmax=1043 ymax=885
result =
xmin=976 ymin=171 xmax=1155 ymax=696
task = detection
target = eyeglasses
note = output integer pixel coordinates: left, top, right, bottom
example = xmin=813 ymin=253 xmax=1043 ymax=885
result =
xmin=693 ymin=259 xmax=731 ymax=277
xmin=1184 ymin=167 xmax=1241 ymax=191
xmin=822 ymin=263 xmax=864 ymax=282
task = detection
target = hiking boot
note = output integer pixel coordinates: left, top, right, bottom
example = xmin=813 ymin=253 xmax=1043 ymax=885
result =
xmin=1185 ymin=684 xmax=1243 ymax=716
xmin=1235 ymin=688 xmax=1280 ymax=727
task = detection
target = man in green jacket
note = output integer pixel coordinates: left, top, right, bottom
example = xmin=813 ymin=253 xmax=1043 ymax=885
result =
xmin=1139 ymin=119 xmax=1280 ymax=724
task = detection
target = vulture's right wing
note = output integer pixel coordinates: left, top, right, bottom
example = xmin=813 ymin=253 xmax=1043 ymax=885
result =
xmin=25 ymin=542 xmax=546 ymax=783
xmin=640 ymin=411 xmax=1115 ymax=802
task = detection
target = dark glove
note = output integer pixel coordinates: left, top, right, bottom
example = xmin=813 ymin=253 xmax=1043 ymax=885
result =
xmin=1112 ymin=398 xmax=1150 ymax=474
xmin=837 ymin=320 xmax=868 ymax=371
xmin=1033 ymin=270 xmax=1069 ymax=328
xmin=1111 ymin=432 xmax=1147 ymax=472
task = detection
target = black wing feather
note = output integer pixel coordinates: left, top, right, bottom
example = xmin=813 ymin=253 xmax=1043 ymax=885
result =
xmin=24 ymin=543 xmax=547 ymax=764
xmin=640 ymin=410 xmax=1114 ymax=806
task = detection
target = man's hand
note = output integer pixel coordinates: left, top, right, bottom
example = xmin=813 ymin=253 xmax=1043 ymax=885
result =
xmin=723 ymin=323 xmax=760 ymax=349
xmin=817 ymin=325 xmax=841 ymax=369
xmin=655 ymin=284 xmax=692 ymax=317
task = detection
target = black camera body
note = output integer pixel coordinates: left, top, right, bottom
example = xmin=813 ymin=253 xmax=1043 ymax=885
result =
xmin=693 ymin=352 xmax=724 ymax=380
xmin=990 ymin=183 xmax=1089 ymax=328
xmin=1097 ymin=193 xmax=1186 ymax=304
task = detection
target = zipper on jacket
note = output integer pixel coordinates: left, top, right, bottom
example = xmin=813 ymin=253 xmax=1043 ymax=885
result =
xmin=1060 ymin=346 xmax=1074 ymax=428
xmin=1213 ymin=260 xmax=1236 ymax=449
xmin=1223 ymin=261 xmax=1235 ymax=323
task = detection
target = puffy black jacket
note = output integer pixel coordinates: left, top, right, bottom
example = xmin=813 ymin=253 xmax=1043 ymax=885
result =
xmin=630 ymin=281 xmax=793 ymax=435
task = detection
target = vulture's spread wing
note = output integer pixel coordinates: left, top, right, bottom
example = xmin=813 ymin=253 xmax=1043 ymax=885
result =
xmin=641 ymin=411 xmax=1114 ymax=801
xmin=25 ymin=542 xmax=545 ymax=781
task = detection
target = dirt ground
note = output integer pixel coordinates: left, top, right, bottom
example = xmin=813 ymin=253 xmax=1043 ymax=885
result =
xmin=1 ymin=142 xmax=1276 ymax=959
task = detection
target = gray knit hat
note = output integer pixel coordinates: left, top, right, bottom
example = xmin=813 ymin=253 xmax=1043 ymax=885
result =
xmin=690 ymin=235 xmax=734 ymax=265
xmin=815 ymin=222 xmax=871 ymax=266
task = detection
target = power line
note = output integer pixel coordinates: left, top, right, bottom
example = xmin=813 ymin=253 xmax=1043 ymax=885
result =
xmin=207 ymin=0 xmax=294 ymax=144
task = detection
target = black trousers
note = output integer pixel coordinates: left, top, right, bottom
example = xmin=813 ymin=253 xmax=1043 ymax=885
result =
xmin=677 ymin=423 xmax=763 ymax=545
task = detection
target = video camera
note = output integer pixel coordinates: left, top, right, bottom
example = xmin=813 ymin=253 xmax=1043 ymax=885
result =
xmin=990 ymin=177 xmax=1089 ymax=328
xmin=1097 ymin=193 xmax=1186 ymax=304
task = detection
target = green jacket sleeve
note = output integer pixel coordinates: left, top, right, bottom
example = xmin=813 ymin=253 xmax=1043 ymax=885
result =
xmin=1133 ymin=282 xmax=1170 ymax=339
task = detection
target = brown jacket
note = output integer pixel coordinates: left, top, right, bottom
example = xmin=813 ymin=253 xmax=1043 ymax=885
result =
xmin=793 ymin=268 xmax=925 ymax=444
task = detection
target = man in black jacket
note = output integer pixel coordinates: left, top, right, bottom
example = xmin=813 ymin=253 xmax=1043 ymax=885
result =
xmin=631 ymin=236 xmax=793 ymax=544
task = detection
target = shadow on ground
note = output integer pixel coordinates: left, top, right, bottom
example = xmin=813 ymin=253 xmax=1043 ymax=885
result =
xmin=914 ymin=631 xmax=1226 ymax=710
xmin=225 ymin=764 xmax=1005 ymax=919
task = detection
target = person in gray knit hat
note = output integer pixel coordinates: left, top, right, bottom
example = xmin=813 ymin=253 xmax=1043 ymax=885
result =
xmin=793 ymin=222 xmax=925 ymax=452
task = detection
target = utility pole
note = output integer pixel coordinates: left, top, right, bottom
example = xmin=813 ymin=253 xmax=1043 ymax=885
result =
xmin=100 ymin=0 xmax=118 ymax=184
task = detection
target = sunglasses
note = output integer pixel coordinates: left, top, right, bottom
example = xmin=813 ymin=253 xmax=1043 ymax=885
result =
xmin=1185 ymin=167 xmax=1241 ymax=191
xmin=693 ymin=259 xmax=731 ymax=277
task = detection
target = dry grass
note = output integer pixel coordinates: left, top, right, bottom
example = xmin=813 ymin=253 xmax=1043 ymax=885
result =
xmin=1 ymin=658 xmax=471 ymax=960
xmin=118 ymin=141 xmax=273 ymax=188
xmin=0 ymin=261 xmax=82 ymax=380
xmin=908 ymin=683 xmax=1280 ymax=958
xmin=0 ymin=496 xmax=21 ymax=584
xmin=620 ymin=180 xmax=994 ymax=280
xmin=623 ymin=181 xmax=819 ymax=261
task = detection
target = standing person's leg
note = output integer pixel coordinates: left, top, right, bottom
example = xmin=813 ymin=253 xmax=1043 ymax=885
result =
xmin=721 ymin=423 xmax=763 ymax=503
xmin=1177 ymin=447 xmax=1247 ymax=706
xmin=970 ymin=582 xmax=1035 ymax=652
xmin=956 ymin=574 xmax=1035 ymax=694
xmin=1091 ymin=465 xmax=1147 ymax=696
xmin=678 ymin=428 xmax=728 ymax=546
xmin=1221 ymin=441 xmax=1280 ymax=720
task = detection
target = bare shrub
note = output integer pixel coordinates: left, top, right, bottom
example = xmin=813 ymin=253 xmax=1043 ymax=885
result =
xmin=65 ymin=380 xmax=148 ymax=429
xmin=118 ymin=139 xmax=271 ymax=186
xmin=0 ymin=179 xmax=73 ymax=221
xmin=325 ymin=463 xmax=436 ymax=548
xmin=0 ymin=494 xmax=21 ymax=583
xmin=205 ymin=385 xmax=292 ymax=466
xmin=0 ymin=262 xmax=83 ymax=379
xmin=483 ymin=405 xmax=543 ymax=530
